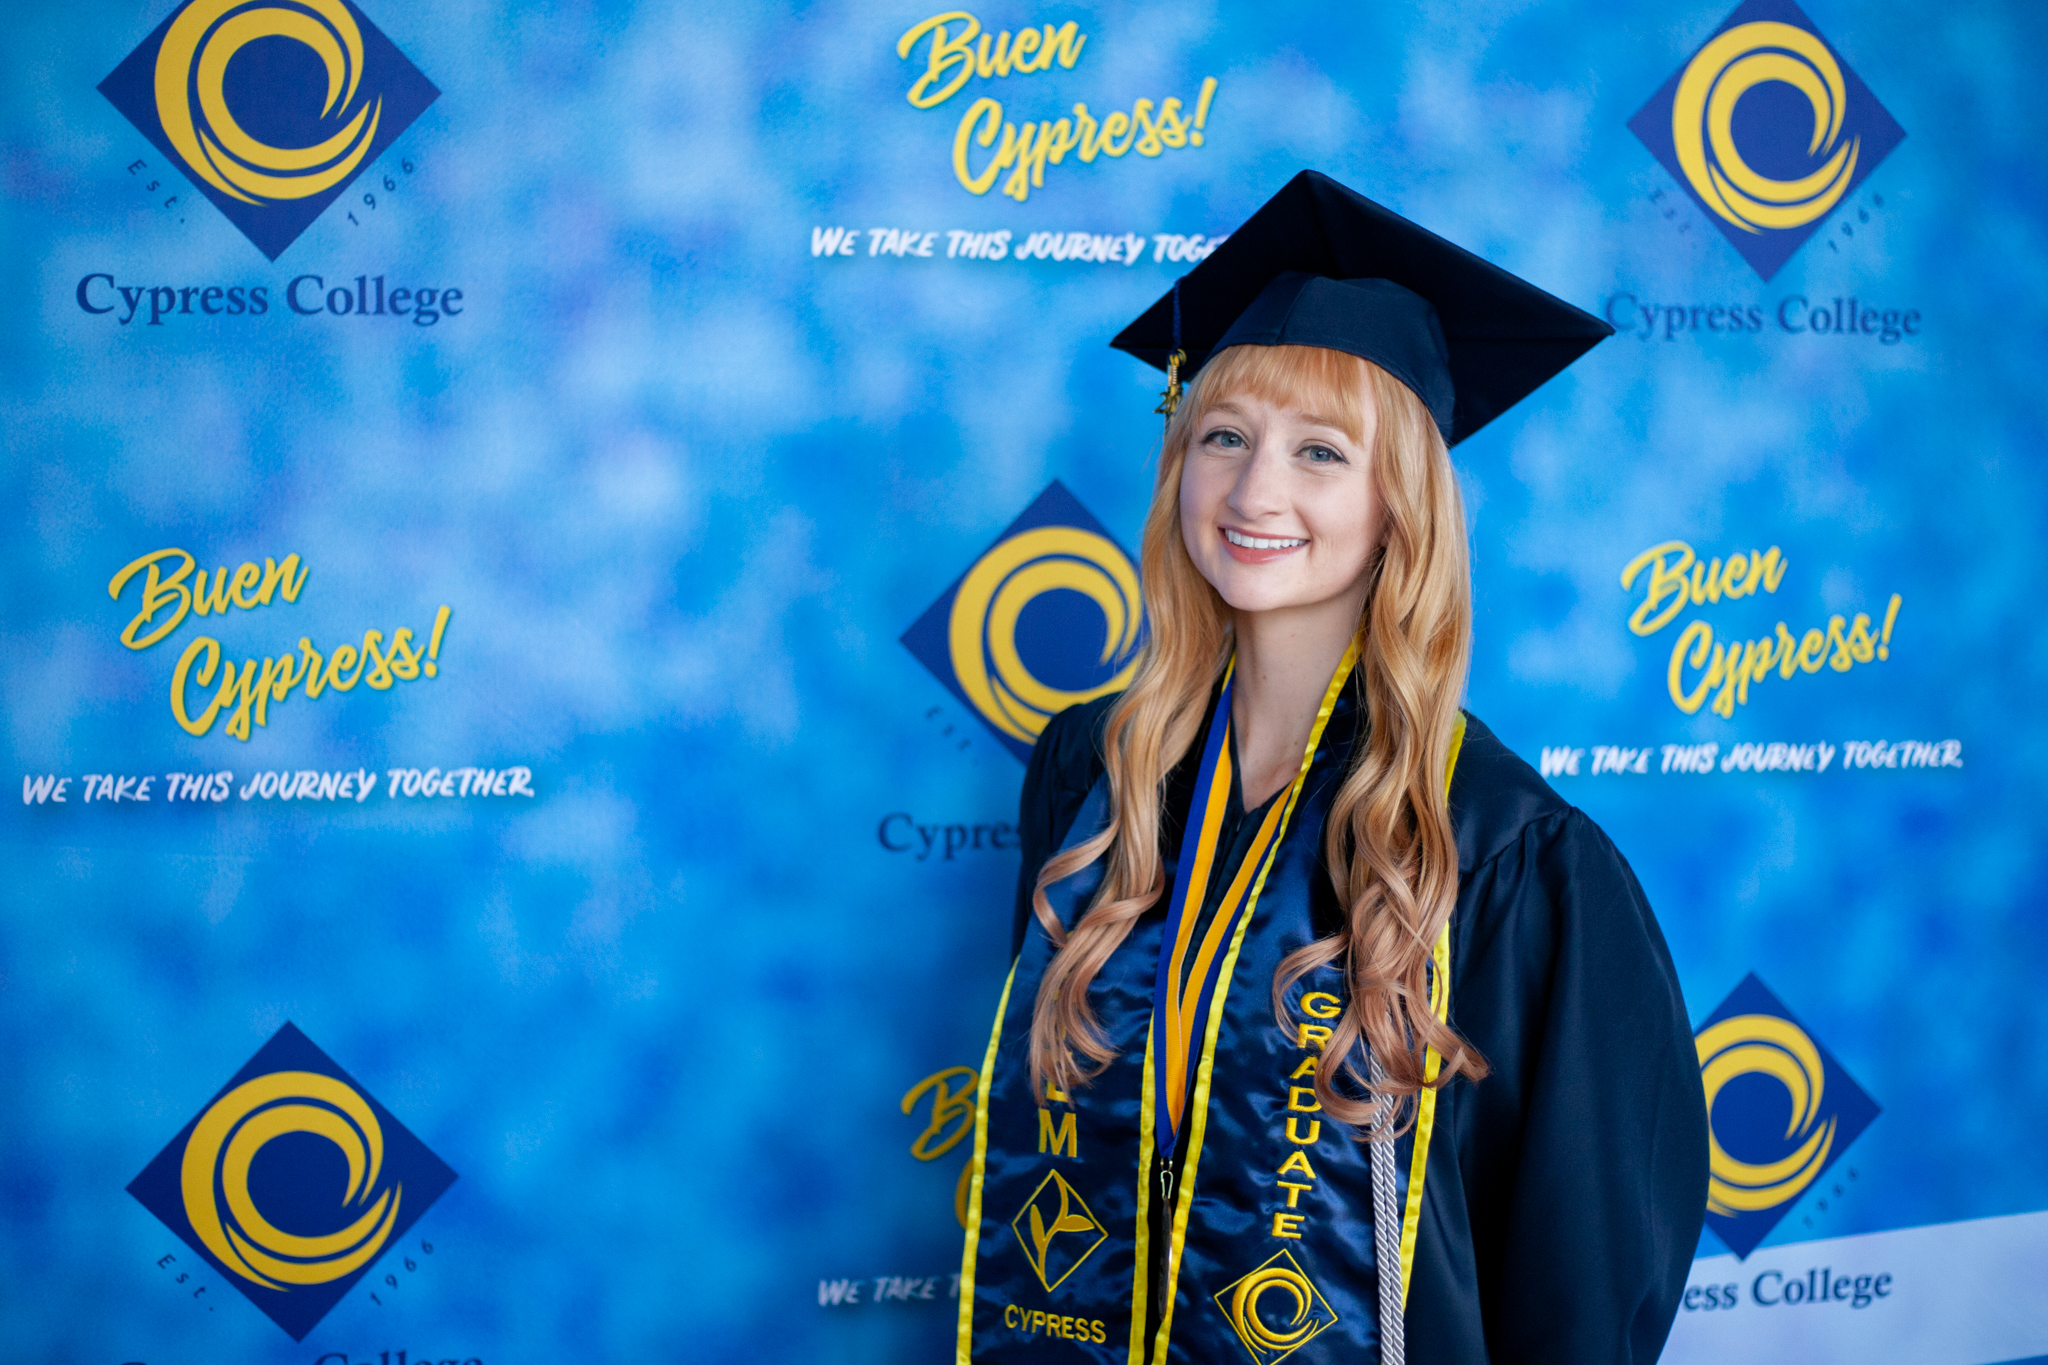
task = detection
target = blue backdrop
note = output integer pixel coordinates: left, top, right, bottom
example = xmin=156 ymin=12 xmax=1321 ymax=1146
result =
xmin=4 ymin=1 xmax=2045 ymax=1362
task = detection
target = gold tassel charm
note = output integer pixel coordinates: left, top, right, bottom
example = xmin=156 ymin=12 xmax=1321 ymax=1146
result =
xmin=1155 ymin=348 xmax=1188 ymax=424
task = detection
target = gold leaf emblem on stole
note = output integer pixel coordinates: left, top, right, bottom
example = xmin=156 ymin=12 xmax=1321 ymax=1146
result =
xmin=1009 ymin=1169 xmax=1107 ymax=1292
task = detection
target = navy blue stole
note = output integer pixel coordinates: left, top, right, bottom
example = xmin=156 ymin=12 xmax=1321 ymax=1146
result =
xmin=957 ymin=659 xmax=1461 ymax=1364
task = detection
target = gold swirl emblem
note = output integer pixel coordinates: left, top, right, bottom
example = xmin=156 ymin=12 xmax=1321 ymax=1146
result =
xmin=1697 ymin=1013 xmax=1837 ymax=1216
xmin=1213 ymin=1250 xmax=1336 ymax=1363
xmin=154 ymin=0 xmax=384 ymax=206
xmin=180 ymin=1069 xmax=403 ymax=1289
xmin=1671 ymin=21 xmax=1859 ymax=234
xmin=946 ymin=525 xmax=1142 ymax=745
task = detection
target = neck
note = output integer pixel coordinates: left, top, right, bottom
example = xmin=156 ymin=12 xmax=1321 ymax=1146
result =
xmin=1228 ymin=596 xmax=1363 ymax=808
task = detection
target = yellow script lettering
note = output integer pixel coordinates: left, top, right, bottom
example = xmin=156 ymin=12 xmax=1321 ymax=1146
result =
xmin=256 ymin=554 xmax=309 ymax=605
xmin=953 ymin=97 xmax=1014 ymax=195
xmin=900 ymin=1066 xmax=978 ymax=1161
xmin=898 ymin=12 xmax=980 ymax=108
xmin=1623 ymin=540 xmax=1788 ymax=636
xmin=170 ymin=637 xmax=224 ymax=735
xmin=1620 ymin=540 xmax=1694 ymax=636
xmin=110 ymin=547 xmax=307 ymax=649
xmin=899 ymin=12 xmax=1086 ymax=109
xmin=161 ymin=622 xmax=446 ymax=740
xmin=1663 ymin=605 xmax=1901 ymax=719
xmin=109 ymin=548 xmax=196 ymax=650
xmin=1668 ymin=620 xmax=1716 ymax=714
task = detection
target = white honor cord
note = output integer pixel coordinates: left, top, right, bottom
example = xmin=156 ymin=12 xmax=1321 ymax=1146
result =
xmin=1367 ymin=1055 xmax=1406 ymax=1365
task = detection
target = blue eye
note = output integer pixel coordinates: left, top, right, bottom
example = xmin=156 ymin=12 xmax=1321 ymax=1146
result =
xmin=1204 ymin=429 xmax=1246 ymax=448
xmin=1304 ymin=445 xmax=1345 ymax=464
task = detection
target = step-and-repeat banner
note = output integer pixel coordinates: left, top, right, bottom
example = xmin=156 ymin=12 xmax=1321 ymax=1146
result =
xmin=5 ymin=0 xmax=2044 ymax=1361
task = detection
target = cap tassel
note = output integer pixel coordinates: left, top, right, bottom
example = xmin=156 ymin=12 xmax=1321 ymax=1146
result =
xmin=1156 ymin=348 xmax=1187 ymax=422
xmin=1156 ymin=279 xmax=1186 ymax=427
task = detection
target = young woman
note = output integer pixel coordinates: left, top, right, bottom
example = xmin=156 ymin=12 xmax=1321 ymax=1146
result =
xmin=955 ymin=172 xmax=1707 ymax=1365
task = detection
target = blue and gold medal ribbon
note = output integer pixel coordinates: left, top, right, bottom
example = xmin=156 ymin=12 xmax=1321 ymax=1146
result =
xmin=1148 ymin=650 xmax=1353 ymax=1157
xmin=1148 ymin=659 xmax=1234 ymax=1154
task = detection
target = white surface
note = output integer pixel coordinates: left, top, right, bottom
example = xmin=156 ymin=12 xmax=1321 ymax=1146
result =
xmin=1660 ymin=1209 xmax=2048 ymax=1365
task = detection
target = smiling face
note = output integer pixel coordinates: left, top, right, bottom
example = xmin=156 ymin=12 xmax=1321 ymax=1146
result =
xmin=1177 ymin=383 xmax=1385 ymax=624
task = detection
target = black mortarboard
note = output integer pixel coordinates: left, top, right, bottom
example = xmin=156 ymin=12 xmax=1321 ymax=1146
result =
xmin=1110 ymin=170 xmax=1613 ymax=446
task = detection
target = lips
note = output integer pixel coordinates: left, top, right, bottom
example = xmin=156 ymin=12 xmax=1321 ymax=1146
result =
xmin=1220 ymin=526 xmax=1307 ymax=565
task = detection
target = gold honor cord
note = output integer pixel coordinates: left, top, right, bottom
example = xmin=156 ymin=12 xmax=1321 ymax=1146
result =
xmin=1151 ymin=642 xmax=1359 ymax=1361
xmin=956 ymin=961 xmax=1019 ymax=1365
xmin=1397 ymin=712 xmax=1465 ymax=1309
xmin=1127 ymin=1030 xmax=1158 ymax=1363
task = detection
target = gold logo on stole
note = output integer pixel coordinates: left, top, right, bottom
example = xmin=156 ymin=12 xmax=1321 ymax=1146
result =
xmin=1213 ymin=1249 xmax=1339 ymax=1363
xmin=1009 ymin=1169 xmax=1107 ymax=1292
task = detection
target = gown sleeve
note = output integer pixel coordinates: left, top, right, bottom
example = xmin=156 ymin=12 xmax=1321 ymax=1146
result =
xmin=1010 ymin=698 xmax=1114 ymax=958
xmin=1444 ymin=806 xmax=1708 ymax=1365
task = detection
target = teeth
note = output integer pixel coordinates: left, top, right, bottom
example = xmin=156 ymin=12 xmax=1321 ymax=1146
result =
xmin=1224 ymin=529 xmax=1307 ymax=550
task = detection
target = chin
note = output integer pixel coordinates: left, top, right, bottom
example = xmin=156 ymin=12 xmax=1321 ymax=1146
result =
xmin=1208 ymin=571 xmax=1309 ymax=616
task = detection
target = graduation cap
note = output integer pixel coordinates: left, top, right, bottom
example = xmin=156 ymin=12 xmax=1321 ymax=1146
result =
xmin=1110 ymin=170 xmax=1612 ymax=446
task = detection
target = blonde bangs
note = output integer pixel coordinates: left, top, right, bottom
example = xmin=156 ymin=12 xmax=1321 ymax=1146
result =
xmin=1183 ymin=344 xmax=1376 ymax=447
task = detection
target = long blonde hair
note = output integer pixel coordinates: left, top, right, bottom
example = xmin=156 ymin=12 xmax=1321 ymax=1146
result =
xmin=1027 ymin=342 xmax=1488 ymax=1135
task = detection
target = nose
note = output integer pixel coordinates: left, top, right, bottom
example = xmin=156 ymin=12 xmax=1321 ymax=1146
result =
xmin=1226 ymin=440 xmax=1290 ymax=523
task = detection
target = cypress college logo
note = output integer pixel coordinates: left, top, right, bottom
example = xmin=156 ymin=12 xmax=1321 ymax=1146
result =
xmin=1212 ymin=1249 xmax=1338 ymax=1364
xmin=902 ymin=481 xmax=1143 ymax=761
xmin=127 ymin=1023 xmax=457 ymax=1340
xmin=1695 ymin=974 xmax=1878 ymax=1258
xmin=1629 ymin=0 xmax=1903 ymax=280
xmin=98 ymin=0 xmax=439 ymax=260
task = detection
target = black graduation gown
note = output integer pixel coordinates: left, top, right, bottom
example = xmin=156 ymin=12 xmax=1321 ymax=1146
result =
xmin=1011 ymin=697 xmax=1708 ymax=1365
